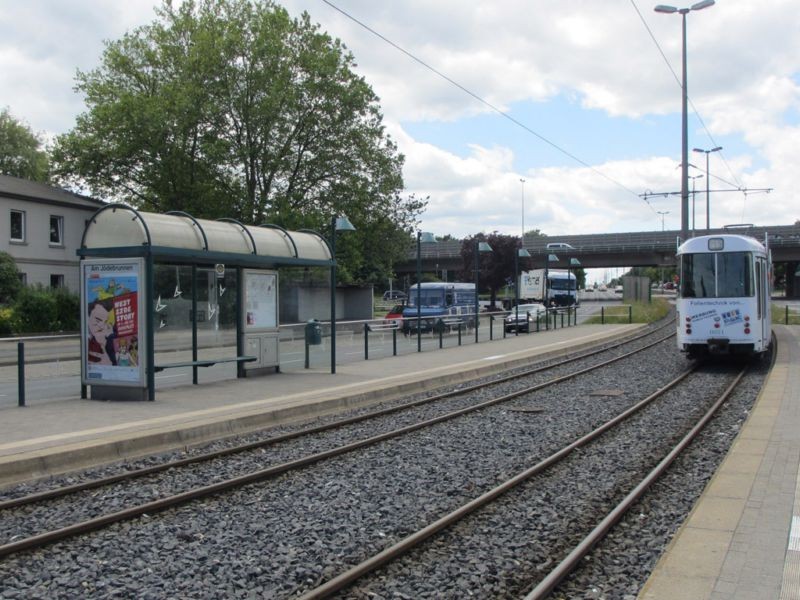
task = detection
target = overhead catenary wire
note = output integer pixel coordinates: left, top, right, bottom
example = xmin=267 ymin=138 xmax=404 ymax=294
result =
xmin=321 ymin=0 xmax=657 ymax=214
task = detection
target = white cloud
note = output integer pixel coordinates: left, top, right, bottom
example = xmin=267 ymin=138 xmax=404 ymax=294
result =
xmin=1 ymin=0 xmax=798 ymax=235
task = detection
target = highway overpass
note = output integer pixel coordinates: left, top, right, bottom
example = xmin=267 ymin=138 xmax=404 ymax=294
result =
xmin=396 ymin=224 xmax=800 ymax=293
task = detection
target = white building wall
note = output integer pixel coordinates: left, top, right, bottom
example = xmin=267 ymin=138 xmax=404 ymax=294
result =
xmin=1 ymin=195 xmax=98 ymax=292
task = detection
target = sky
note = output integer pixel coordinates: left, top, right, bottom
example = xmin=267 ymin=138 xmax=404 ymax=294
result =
xmin=1 ymin=0 xmax=799 ymax=244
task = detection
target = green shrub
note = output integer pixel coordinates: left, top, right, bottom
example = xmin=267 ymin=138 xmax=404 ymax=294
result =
xmin=0 ymin=252 xmax=21 ymax=304
xmin=11 ymin=285 xmax=80 ymax=333
xmin=0 ymin=307 xmax=14 ymax=335
xmin=50 ymin=287 xmax=80 ymax=331
xmin=13 ymin=286 xmax=57 ymax=333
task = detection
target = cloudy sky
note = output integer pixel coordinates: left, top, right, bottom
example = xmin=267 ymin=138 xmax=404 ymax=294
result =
xmin=1 ymin=0 xmax=798 ymax=240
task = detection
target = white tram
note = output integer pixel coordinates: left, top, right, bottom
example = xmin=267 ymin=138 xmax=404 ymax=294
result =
xmin=676 ymin=234 xmax=772 ymax=358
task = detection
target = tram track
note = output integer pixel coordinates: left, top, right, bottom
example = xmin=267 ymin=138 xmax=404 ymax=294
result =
xmin=1 ymin=320 xmax=675 ymax=509
xmin=0 ymin=323 xmax=676 ymax=559
xmin=0 ymin=322 xmax=767 ymax=599
xmin=296 ymin=364 xmax=749 ymax=599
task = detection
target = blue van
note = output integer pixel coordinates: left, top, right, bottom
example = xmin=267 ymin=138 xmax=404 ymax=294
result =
xmin=401 ymin=282 xmax=476 ymax=333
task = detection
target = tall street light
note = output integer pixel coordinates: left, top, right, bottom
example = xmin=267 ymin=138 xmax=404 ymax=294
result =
xmin=568 ymin=258 xmax=581 ymax=306
xmin=657 ymin=210 xmax=670 ymax=231
xmin=330 ymin=215 xmax=355 ymax=374
xmin=655 ymin=0 xmax=716 ymax=242
xmin=545 ymin=253 xmax=559 ymax=307
xmin=474 ymin=240 xmax=493 ymax=343
xmin=514 ymin=246 xmax=531 ymax=336
xmin=688 ymin=173 xmax=703 ymax=233
xmin=693 ymin=145 xmax=722 ymax=229
xmin=520 ymin=178 xmax=526 ymax=246
xmin=416 ymin=231 xmax=437 ymax=352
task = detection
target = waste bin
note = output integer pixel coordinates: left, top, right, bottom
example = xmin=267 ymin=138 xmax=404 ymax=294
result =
xmin=305 ymin=319 xmax=322 ymax=345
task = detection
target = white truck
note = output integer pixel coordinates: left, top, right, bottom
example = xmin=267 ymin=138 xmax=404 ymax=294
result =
xmin=519 ymin=269 xmax=577 ymax=306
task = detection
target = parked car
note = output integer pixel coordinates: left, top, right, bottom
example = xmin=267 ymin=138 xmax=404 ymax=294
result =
xmin=504 ymin=303 xmax=546 ymax=333
xmin=546 ymin=242 xmax=574 ymax=250
xmin=382 ymin=290 xmax=407 ymax=301
xmin=584 ymin=287 xmax=594 ymax=293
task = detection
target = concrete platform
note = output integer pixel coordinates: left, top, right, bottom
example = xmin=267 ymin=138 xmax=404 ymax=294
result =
xmin=640 ymin=325 xmax=800 ymax=600
xmin=0 ymin=323 xmax=641 ymax=487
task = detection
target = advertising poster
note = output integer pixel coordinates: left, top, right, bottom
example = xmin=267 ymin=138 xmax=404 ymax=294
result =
xmin=83 ymin=260 xmax=143 ymax=384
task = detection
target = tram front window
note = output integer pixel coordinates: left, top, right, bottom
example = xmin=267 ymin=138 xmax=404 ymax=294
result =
xmin=680 ymin=252 xmax=753 ymax=298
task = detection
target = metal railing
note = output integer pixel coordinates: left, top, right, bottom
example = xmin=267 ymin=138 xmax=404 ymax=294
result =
xmin=3 ymin=308 xmax=586 ymax=406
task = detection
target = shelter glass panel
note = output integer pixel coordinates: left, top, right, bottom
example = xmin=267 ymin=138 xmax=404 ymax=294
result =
xmin=152 ymin=264 xmax=195 ymax=355
xmin=197 ymin=266 xmax=238 ymax=361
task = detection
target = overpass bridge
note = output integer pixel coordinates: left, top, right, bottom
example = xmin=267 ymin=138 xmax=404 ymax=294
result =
xmin=396 ymin=224 xmax=800 ymax=292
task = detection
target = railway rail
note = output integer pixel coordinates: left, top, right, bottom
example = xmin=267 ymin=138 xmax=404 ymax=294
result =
xmin=293 ymin=365 xmax=748 ymax=598
xmin=0 ymin=322 xmax=674 ymax=559
xmin=0 ymin=317 xmax=766 ymax=599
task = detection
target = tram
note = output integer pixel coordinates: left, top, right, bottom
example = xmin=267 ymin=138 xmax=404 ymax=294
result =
xmin=676 ymin=234 xmax=772 ymax=358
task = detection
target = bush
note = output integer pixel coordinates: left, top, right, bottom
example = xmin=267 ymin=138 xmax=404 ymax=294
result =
xmin=0 ymin=252 xmax=21 ymax=304
xmin=0 ymin=307 xmax=14 ymax=335
xmin=11 ymin=285 xmax=80 ymax=333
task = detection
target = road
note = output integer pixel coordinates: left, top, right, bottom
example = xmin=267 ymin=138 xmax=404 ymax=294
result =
xmin=0 ymin=301 xmax=627 ymax=408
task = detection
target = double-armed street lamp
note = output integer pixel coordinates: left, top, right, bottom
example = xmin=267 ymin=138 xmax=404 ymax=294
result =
xmin=474 ymin=240 xmax=493 ymax=343
xmin=330 ymin=215 xmax=356 ymax=374
xmin=416 ymin=231 xmax=437 ymax=352
xmin=688 ymin=173 xmax=703 ymax=232
xmin=693 ymin=145 xmax=723 ymax=229
xmin=655 ymin=0 xmax=716 ymax=242
xmin=657 ymin=210 xmax=670 ymax=232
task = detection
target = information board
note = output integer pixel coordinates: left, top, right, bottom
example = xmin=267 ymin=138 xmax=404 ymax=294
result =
xmin=81 ymin=258 xmax=145 ymax=386
xmin=244 ymin=270 xmax=278 ymax=330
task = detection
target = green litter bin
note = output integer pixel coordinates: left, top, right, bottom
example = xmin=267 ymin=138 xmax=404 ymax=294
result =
xmin=305 ymin=319 xmax=322 ymax=345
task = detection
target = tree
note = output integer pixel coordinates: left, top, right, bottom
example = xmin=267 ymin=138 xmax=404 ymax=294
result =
xmin=0 ymin=108 xmax=49 ymax=182
xmin=52 ymin=0 xmax=421 ymax=284
xmin=459 ymin=232 xmax=532 ymax=309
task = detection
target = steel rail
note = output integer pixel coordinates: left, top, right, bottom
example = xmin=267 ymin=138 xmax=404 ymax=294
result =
xmin=295 ymin=364 xmax=700 ymax=600
xmin=524 ymin=365 xmax=748 ymax=599
xmin=0 ymin=321 xmax=674 ymax=511
xmin=0 ymin=331 xmax=676 ymax=559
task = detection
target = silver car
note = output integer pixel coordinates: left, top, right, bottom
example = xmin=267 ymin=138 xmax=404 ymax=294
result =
xmin=505 ymin=303 xmax=546 ymax=333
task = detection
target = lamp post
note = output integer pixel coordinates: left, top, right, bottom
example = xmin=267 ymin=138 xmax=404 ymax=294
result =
xmin=688 ymin=173 xmax=703 ymax=233
xmin=416 ymin=231 xmax=437 ymax=352
xmin=655 ymin=0 xmax=716 ymax=243
xmin=568 ymin=258 xmax=581 ymax=306
xmin=520 ymin=178 xmax=526 ymax=248
xmin=693 ymin=145 xmax=722 ymax=229
xmin=545 ymin=253 xmax=559 ymax=307
xmin=657 ymin=210 xmax=670 ymax=231
xmin=329 ymin=215 xmax=355 ymax=374
xmin=474 ymin=240 xmax=493 ymax=343
xmin=514 ymin=246 xmax=531 ymax=336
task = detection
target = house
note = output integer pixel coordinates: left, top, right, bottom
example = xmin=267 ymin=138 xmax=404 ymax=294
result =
xmin=0 ymin=174 xmax=105 ymax=292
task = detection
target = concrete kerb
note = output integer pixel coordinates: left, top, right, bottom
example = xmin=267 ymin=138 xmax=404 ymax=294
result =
xmin=0 ymin=324 xmax=643 ymax=486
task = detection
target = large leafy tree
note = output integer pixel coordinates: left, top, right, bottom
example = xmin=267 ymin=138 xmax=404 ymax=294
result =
xmin=52 ymin=0 xmax=422 ymax=283
xmin=460 ymin=232 xmax=533 ymax=309
xmin=0 ymin=108 xmax=49 ymax=182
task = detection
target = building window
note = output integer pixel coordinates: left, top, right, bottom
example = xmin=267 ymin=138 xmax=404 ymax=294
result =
xmin=10 ymin=210 xmax=25 ymax=242
xmin=18 ymin=273 xmax=27 ymax=286
xmin=49 ymin=215 xmax=64 ymax=246
xmin=50 ymin=274 xmax=64 ymax=289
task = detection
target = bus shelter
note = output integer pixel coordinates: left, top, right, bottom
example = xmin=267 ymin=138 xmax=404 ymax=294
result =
xmin=78 ymin=204 xmax=333 ymax=401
